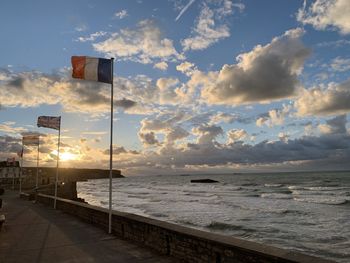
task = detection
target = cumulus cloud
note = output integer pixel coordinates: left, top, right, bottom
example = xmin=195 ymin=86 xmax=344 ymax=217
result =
xmin=176 ymin=61 xmax=196 ymax=76
xmin=93 ymin=19 xmax=184 ymax=64
xmin=278 ymin=132 xmax=290 ymax=142
xmin=116 ymin=130 xmax=350 ymax=175
xmin=156 ymin=77 xmax=183 ymax=105
xmin=115 ymin=10 xmax=128 ymax=19
xmin=198 ymin=28 xmax=310 ymax=105
xmin=153 ymin=61 xmax=168 ymax=71
xmin=227 ymin=129 xmax=248 ymax=143
xmin=297 ymin=0 xmax=350 ymax=34
xmin=0 ymin=69 xmax=172 ymax=115
xmin=318 ymin=114 xmax=347 ymax=134
xmin=138 ymin=131 xmax=160 ymax=146
xmin=165 ymin=126 xmax=190 ymax=144
xmin=256 ymin=105 xmax=291 ymax=127
xmin=295 ymin=79 xmax=350 ymax=116
xmin=192 ymin=124 xmax=223 ymax=145
xmin=0 ymin=69 xmax=115 ymax=113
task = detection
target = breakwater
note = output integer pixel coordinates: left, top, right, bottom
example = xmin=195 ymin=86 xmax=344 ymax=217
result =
xmin=34 ymin=193 xmax=334 ymax=263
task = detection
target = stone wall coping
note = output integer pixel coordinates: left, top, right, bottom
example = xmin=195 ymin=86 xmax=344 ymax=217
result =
xmin=37 ymin=193 xmax=334 ymax=263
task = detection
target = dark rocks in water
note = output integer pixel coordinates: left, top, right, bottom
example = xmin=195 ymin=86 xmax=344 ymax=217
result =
xmin=191 ymin=179 xmax=219 ymax=183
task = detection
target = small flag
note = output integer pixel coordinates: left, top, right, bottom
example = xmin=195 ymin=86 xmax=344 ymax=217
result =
xmin=71 ymin=56 xmax=112 ymax=84
xmin=17 ymin=148 xmax=23 ymax=158
xmin=23 ymin=135 xmax=39 ymax=146
xmin=37 ymin=116 xmax=61 ymax=130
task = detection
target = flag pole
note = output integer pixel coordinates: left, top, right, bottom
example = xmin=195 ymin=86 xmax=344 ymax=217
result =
xmin=54 ymin=123 xmax=61 ymax=209
xmin=108 ymin=58 xmax=114 ymax=234
xmin=19 ymin=148 xmax=23 ymax=194
xmin=36 ymin=137 xmax=40 ymax=190
xmin=12 ymin=162 xmax=15 ymax=190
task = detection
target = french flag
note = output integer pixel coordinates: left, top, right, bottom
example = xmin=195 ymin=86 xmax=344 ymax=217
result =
xmin=71 ymin=56 xmax=113 ymax=84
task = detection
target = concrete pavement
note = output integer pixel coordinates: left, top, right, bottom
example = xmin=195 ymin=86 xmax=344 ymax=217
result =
xmin=0 ymin=190 xmax=178 ymax=263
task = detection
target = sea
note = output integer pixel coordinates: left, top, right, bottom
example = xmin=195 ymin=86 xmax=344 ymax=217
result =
xmin=77 ymin=171 xmax=350 ymax=262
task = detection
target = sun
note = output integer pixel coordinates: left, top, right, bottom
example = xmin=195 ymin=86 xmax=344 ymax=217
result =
xmin=60 ymin=152 xmax=77 ymax=161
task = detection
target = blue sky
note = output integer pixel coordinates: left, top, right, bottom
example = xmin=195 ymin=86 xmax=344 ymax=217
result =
xmin=1 ymin=0 xmax=350 ymax=175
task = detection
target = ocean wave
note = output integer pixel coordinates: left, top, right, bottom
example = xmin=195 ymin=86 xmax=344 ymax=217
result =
xmin=206 ymin=221 xmax=257 ymax=233
xmin=241 ymin=183 xmax=259 ymax=187
xmin=306 ymin=186 xmax=349 ymax=191
xmin=293 ymin=197 xmax=349 ymax=205
xmin=261 ymin=193 xmax=292 ymax=199
xmin=264 ymin=183 xmax=283 ymax=187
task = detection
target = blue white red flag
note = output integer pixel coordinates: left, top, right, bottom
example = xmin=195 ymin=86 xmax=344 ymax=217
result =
xmin=71 ymin=56 xmax=112 ymax=84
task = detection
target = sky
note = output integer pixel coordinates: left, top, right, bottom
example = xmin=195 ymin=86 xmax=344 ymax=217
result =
xmin=1 ymin=0 xmax=350 ymax=175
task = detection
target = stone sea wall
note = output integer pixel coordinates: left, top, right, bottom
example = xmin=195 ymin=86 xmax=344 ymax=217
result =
xmin=35 ymin=193 xmax=333 ymax=263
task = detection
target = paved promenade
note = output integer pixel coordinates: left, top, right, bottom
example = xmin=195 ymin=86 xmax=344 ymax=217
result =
xmin=0 ymin=190 xmax=177 ymax=263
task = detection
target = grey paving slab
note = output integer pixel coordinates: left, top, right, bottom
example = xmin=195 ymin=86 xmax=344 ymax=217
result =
xmin=0 ymin=190 xmax=178 ymax=263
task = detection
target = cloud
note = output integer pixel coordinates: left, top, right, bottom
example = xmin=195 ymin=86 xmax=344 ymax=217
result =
xmin=76 ymin=31 xmax=107 ymax=42
xmin=115 ymin=10 xmax=128 ymax=19
xmin=153 ymin=61 xmax=168 ymax=71
xmin=165 ymin=126 xmax=189 ymax=144
xmin=317 ymin=39 xmax=350 ymax=48
xmin=181 ymin=4 xmax=230 ymax=51
xmin=179 ymin=0 xmax=244 ymax=52
xmin=256 ymin=105 xmax=291 ymax=127
xmin=115 ymin=98 xmax=137 ymax=109
xmin=116 ymin=128 xmax=350 ymax=175
xmin=210 ymin=112 xmax=238 ymax=124
xmin=176 ymin=61 xmax=196 ymax=76
xmin=156 ymin=77 xmax=187 ymax=105
xmin=138 ymin=131 xmax=160 ymax=146
xmin=74 ymin=23 xmax=88 ymax=32
xmin=192 ymin=124 xmax=223 ymax=145
xmin=297 ymin=0 xmax=350 ymax=34
xmin=198 ymin=28 xmax=310 ymax=105
xmin=103 ymin=145 xmax=139 ymax=155
xmin=81 ymin=131 xmax=107 ymax=135
xmin=330 ymin=57 xmax=350 ymax=72
xmin=227 ymin=129 xmax=248 ymax=143
xmin=0 ymin=69 xmax=160 ymax=115
xmin=295 ymin=79 xmax=350 ymax=116
xmin=278 ymin=132 xmax=290 ymax=142
xmin=93 ymin=20 xmax=184 ymax=64
xmin=0 ymin=122 xmax=27 ymax=134
xmin=318 ymin=115 xmax=347 ymax=134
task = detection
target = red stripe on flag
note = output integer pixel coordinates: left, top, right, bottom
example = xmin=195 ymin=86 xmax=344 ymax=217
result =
xmin=71 ymin=56 xmax=86 ymax=80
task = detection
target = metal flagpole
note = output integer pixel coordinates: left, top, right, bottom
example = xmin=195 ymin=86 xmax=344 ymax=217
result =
xmin=12 ymin=163 xmax=15 ymax=190
xmin=36 ymin=137 xmax=40 ymax=189
xmin=19 ymin=148 xmax=23 ymax=194
xmin=54 ymin=124 xmax=61 ymax=209
xmin=108 ymin=58 xmax=114 ymax=234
